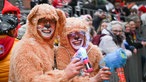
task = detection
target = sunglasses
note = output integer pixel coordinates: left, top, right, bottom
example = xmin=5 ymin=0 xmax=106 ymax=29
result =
xmin=67 ymin=31 xmax=85 ymax=38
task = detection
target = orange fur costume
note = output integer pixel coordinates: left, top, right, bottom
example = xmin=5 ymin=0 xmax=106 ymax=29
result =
xmin=9 ymin=4 xmax=69 ymax=82
xmin=55 ymin=17 xmax=103 ymax=82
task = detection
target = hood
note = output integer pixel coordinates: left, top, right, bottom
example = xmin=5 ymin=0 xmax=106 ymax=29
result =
xmin=138 ymin=5 xmax=146 ymax=13
xmin=2 ymin=0 xmax=20 ymax=19
xmin=59 ymin=17 xmax=89 ymax=53
xmin=23 ymin=4 xmax=66 ymax=48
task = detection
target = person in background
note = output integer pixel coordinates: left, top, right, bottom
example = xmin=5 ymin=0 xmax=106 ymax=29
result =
xmin=92 ymin=9 xmax=107 ymax=31
xmin=129 ymin=16 xmax=146 ymax=41
xmin=1 ymin=0 xmax=21 ymax=36
xmin=0 ymin=0 xmax=20 ymax=81
xmin=126 ymin=19 xmax=146 ymax=49
xmin=99 ymin=21 xmax=132 ymax=57
xmin=92 ymin=20 xmax=109 ymax=46
xmin=124 ymin=22 xmax=137 ymax=54
xmin=55 ymin=17 xmax=111 ymax=82
xmin=9 ymin=4 xmax=84 ymax=82
xmin=96 ymin=20 xmax=109 ymax=34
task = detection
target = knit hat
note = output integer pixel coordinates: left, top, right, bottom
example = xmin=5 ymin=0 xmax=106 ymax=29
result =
xmin=2 ymin=0 xmax=20 ymax=16
xmin=138 ymin=5 xmax=146 ymax=13
xmin=1 ymin=0 xmax=21 ymax=37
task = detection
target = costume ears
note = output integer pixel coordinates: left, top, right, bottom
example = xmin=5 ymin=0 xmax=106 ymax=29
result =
xmin=56 ymin=9 xmax=66 ymax=34
xmin=27 ymin=5 xmax=39 ymax=25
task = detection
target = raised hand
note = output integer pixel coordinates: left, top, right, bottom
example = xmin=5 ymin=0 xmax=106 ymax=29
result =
xmin=64 ymin=58 xmax=84 ymax=80
xmin=90 ymin=67 xmax=111 ymax=82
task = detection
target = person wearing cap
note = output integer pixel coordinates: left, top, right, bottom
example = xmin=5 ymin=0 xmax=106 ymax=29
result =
xmin=0 ymin=0 xmax=21 ymax=81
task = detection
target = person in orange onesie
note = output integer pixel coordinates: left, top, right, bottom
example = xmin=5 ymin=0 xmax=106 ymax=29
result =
xmin=55 ymin=17 xmax=112 ymax=82
xmin=0 ymin=0 xmax=21 ymax=81
xmin=9 ymin=4 xmax=84 ymax=82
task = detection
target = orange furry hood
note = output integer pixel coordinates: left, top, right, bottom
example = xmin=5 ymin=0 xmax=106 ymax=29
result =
xmin=23 ymin=4 xmax=66 ymax=48
xmin=59 ymin=17 xmax=90 ymax=54
xmin=9 ymin=4 xmax=70 ymax=82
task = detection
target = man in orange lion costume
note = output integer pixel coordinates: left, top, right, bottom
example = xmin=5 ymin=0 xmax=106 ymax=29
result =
xmin=55 ymin=17 xmax=111 ymax=82
xmin=9 ymin=4 xmax=84 ymax=82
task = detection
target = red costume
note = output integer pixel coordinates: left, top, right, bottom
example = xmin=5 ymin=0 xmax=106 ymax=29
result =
xmin=0 ymin=0 xmax=20 ymax=81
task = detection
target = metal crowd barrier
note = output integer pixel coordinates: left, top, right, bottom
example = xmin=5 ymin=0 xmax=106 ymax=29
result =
xmin=124 ymin=48 xmax=143 ymax=82
xmin=75 ymin=7 xmax=96 ymax=17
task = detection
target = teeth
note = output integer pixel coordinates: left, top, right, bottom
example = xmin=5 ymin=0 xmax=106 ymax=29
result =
xmin=72 ymin=40 xmax=82 ymax=45
xmin=74 ymin=41 xmax=80 ymax=44
xmin=42 ymin=30 xmax=51 ymax=33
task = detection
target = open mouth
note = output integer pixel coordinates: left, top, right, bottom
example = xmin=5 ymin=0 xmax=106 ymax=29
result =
xmin=72 ymin=40 xmax=83 ymax=46
xmin=70 ymin=39 xmax=84 ymax=50
xmin=42 ymin=29 xmax=52 ymax=34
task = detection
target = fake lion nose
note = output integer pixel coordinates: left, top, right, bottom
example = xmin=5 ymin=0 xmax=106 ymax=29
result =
xmin=44 ymin=24 xmax=51 ymax=28
xmin=74 ymin=36 xmax=80 ymax=40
